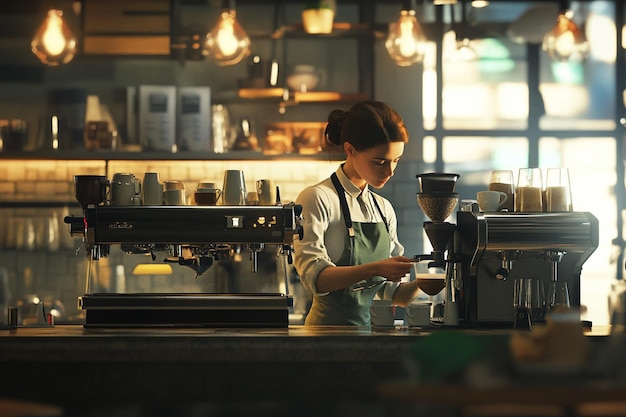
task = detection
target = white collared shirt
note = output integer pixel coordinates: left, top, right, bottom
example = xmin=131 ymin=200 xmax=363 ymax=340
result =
xmin=293 ymin=165 xmax=405 ymax=297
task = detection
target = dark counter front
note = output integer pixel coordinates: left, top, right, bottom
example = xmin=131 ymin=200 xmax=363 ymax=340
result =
xmin=0 ymin=325 xmax=430 ymax=417
xmin=0 ymin=325 xmax=620 ymax=417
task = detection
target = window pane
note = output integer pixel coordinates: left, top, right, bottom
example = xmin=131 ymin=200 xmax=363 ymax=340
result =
xmin=539 ymin=137 xmax=616 ymax=325
xmin=439 ymin=36 xmax=528 ymax=130
xmin=539 ymin=1 xmax=616 ymax=130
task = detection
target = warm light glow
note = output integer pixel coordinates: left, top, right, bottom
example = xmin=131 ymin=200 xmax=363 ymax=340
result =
xmin=542 ymin=11 xmax=589 ymax=62
xmin=385 ymin=10 xmax=426 ymax=67
xmin=454 ymin=38 xmax=479 ymax=61
xmin=471 ymin=0 xmax=489 ymax=8
xmin=31 ymin=9 xmax=77 ymax=66
xmin=495 ymin=83 xmax=528 ymax=120
xmin=42 ymin=13 xmax=65 ymax=55
xmin=422 ymin=69 xmax=437 ymax=130
xmin=540 ymin=84 xmax=589 ymax=117
xmin=585 ymin=14 xmax=615 ymax=63
xmin=423 ymin=136 xmax=437 ymax=163
xmin=204 ymin=9 xmax=250 ymax=66
xmin=132 ymin=264 xmax=174 ymax=275
xmin=51 ymin=115 xmax=59 ymax=150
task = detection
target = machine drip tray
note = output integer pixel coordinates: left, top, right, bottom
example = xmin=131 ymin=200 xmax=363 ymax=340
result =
xmin=79 ymin=293 xmax=291 ymax=328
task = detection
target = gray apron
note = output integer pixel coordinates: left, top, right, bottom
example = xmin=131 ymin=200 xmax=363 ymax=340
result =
xmin=305 ymin=173 xmax=391 ymax=326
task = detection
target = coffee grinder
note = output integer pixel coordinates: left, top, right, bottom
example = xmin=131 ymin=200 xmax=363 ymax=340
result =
xmin=413 ymin=173 xmax=461 ymax=325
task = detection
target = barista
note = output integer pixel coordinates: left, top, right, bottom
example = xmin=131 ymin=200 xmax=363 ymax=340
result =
xmin=293 ymin=101 xmax=420 ymax=326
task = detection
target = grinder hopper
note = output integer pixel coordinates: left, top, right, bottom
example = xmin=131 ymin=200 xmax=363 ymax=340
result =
xmin=416 ymin=172 xmax=460 ymax=253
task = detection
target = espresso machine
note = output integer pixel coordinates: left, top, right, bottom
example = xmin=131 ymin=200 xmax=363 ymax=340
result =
xmin=65 ymin=175 xmax=303 ymax=328
xmin=456 ymin=209 xmax=598 ymax=327
xmin=413 ymin=173 xmax=599 ymax=328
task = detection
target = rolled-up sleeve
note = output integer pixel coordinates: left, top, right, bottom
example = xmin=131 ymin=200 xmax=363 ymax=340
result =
xmin=293 ymin=185 xmax=336 ymax=295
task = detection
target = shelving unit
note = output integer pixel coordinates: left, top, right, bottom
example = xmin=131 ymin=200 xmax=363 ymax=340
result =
xmin=0 ymin=2 xmax=375 ymax=164
xmin=0 ymin=149 xmax=344 ymax=161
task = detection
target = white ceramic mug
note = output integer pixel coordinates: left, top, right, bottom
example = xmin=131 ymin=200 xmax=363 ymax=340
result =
xmin=477 ymin=190 xmax=508 ymax=212
xmin=370 ymin=300 xmax=395 ymax=327
xmin=256 ymin=179 xmax=277 ymax=205
xmin=222 ymin=170 xmax=247 ymax=205
xmin=111 ymin=173 xmax=138 ymax=206
xmin=142 ymin=172 xmax=163 ymax=205
xmin=404 ymin=303 xmax=432 ymax=327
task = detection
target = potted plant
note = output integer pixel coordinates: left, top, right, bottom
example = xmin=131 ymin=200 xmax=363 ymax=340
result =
xmin=302 ymin=0 xmax=336 ymax=34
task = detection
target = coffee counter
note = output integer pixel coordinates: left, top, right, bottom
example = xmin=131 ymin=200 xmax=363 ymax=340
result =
xmin=0 ymin=324 xmax=436 ymax=417
xmin=0 ymin=325 xmax=618 ymax=417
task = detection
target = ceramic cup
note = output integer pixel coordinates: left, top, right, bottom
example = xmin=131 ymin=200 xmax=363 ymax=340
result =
xmin=256 ymin=179 xmax=277 ymax=205
xmin=477 ymin=190 xmax=508 ymax=212
xmin=404 ymin=302 xmax=432 ymax=327
xmin=195 ymin=189 xmax=221 ymax=206
xmin=197 ymin=181 xmax=217 ymax=190
xmin=111 ymin=173 xmax=138 ymax=206
xmin=164 ymin=180 xmax=185 ymax=191
xmin=370 ymin=300 xmax=395 ymax=327
xmin=223 ymin=170 xmax=247 ymax=205
xmin=164 ymin=189 xmax=186 ymax=205
xmin=142 ymin=172 xmax=163 ymax=205
xmin=246 ymin=191 xmax=260 ymax=205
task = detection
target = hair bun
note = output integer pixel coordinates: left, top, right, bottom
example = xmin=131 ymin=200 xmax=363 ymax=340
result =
xmin=325 ymin=109 xmax=344 ymax=146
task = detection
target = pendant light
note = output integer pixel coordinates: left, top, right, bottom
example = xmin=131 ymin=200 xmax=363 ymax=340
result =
xmin=385 ymin=0 xmax=427 ymax=67
xmin=542 ymin=1 xmax=589 ymax=63
xmin=31 ymin=8 xmax=77 ymax=66
xmin=453 ymin=1 xmax=479 ymax=61
xmin=470 ymin=1 xmax=489 ymax=8
xmin=204 ymin=0 xmax=251 ymax=66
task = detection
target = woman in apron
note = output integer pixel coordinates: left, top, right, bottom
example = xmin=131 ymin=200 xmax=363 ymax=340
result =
xmin=294 ymin=101 xmax=420 ymax=326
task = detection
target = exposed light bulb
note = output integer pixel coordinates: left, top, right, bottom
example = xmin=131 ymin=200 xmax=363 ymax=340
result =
xmin=385 ymin=9 xmax=426 ymax=67
xmin=455 ymin=38 xmax=479 ymax=61
xmin=31 ymin=9 xmax=77 ymax=66
xmin=542 ymin=11 xmax=589 ymax=63
xmin=205 ymin=8 xmax=250 ymax=66
xmin=471 ymin=0 xmax=489 ymax=8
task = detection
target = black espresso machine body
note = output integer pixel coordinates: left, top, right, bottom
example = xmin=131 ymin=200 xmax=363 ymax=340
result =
xmin=66 ymin=203 xmax=303 ymax=328
xmin=455 ymin=211 xmax=599 ymax=327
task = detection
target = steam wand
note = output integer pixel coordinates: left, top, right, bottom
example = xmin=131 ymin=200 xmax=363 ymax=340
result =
xmin=544 ymin=250 xmax=566 ymax=281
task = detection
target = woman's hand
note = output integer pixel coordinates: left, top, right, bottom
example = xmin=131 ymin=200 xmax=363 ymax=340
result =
xmin=376 ymin=256 xmax=413 ymax=282
xmin=315 ymin=256 xmax=413 ymax=293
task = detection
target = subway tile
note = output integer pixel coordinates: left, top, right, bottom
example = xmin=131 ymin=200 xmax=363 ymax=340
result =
xmin=0 ymin=181 xmax=16 ymax=196
xmin=5 ymin=162 xmax=29 ymax=181
xmin=16 ymin=182 xmax=36 ymax=194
